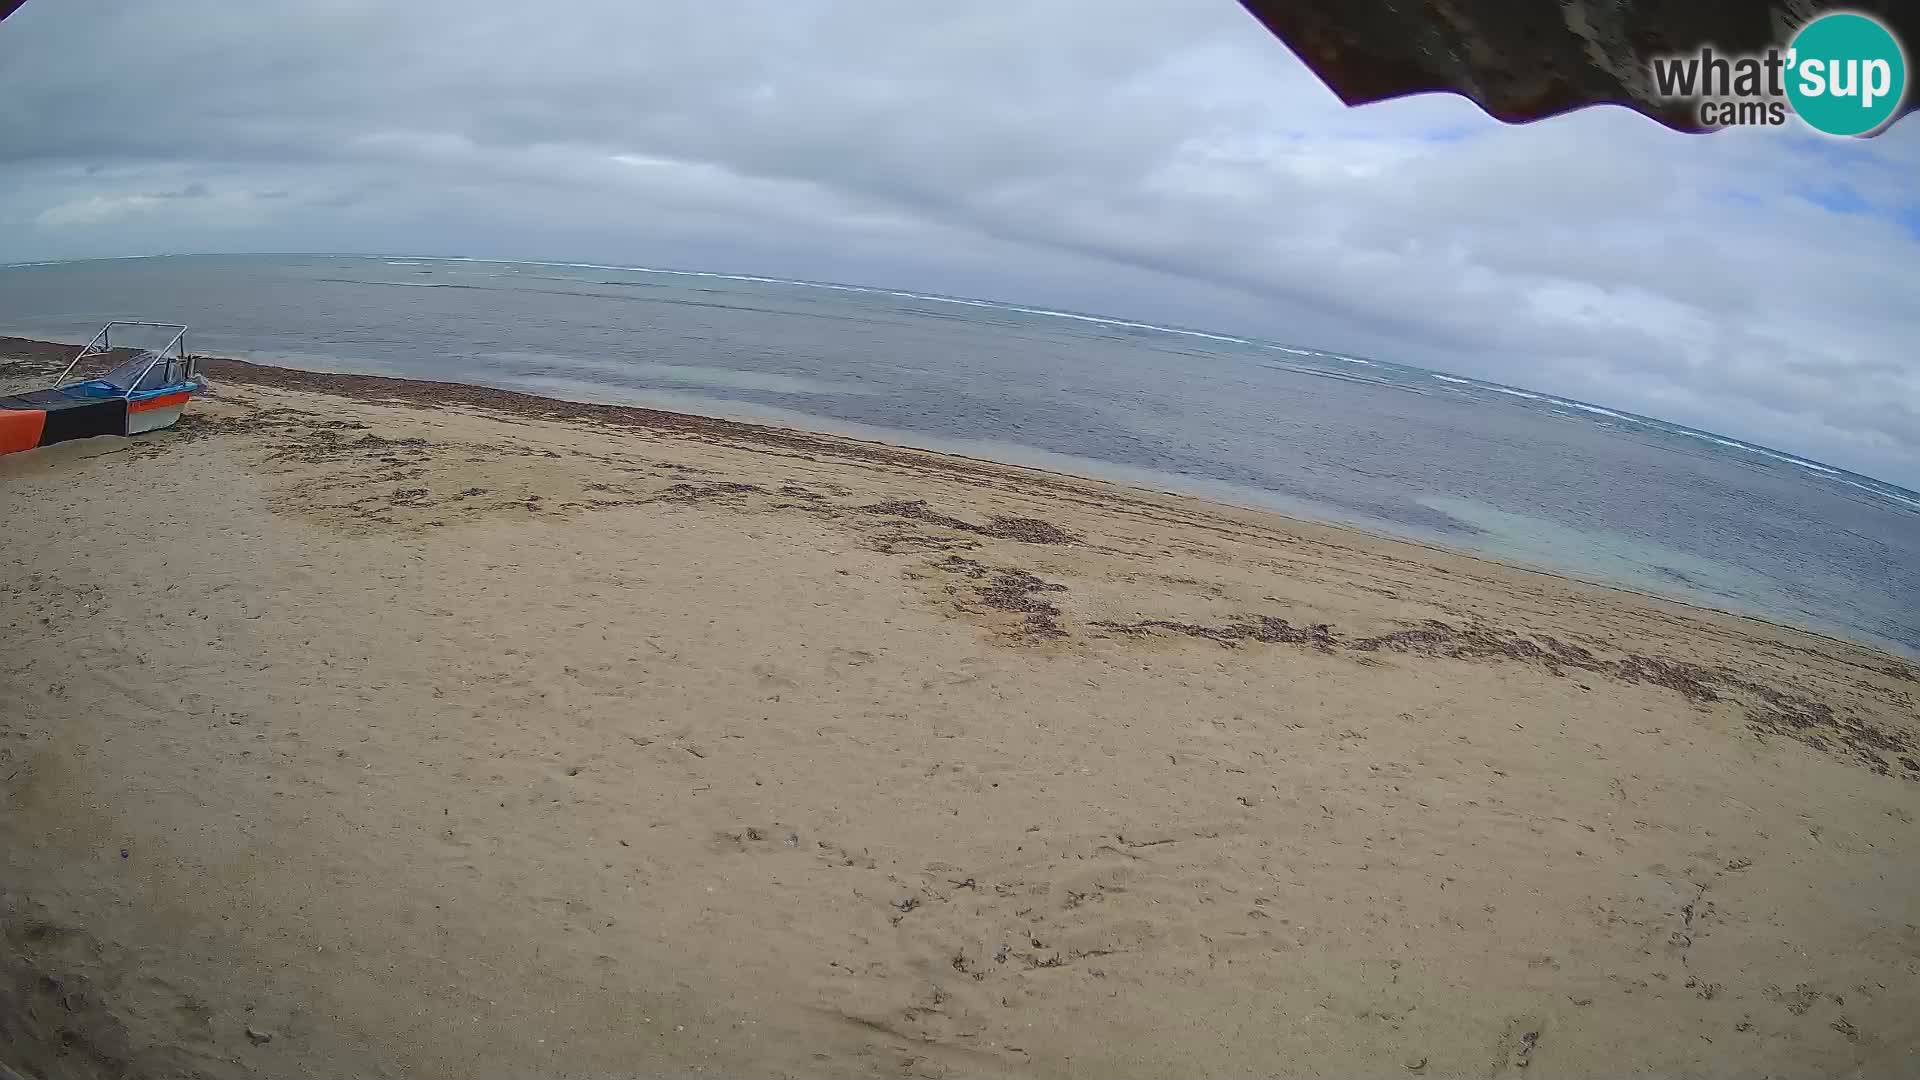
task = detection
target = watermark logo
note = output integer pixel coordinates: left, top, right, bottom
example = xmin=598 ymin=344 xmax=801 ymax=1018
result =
xmin=1651 ymin=10 xmax=1907 ymax=135
xmin=1786 ymin=12 xmax=1907 ymax=134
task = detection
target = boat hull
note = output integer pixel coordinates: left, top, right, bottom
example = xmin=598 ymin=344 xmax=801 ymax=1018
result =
xmin=0 ymin=385 xmax=195 ymax=456
xmin=127 ymin=390 xmax=192 ymax=434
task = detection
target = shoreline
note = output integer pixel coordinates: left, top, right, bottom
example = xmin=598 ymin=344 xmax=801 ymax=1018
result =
xmin=4 ymin=330 xmax=1919 ymax=1078
xmin=4 ymin=333 xmax=1907 ymax=661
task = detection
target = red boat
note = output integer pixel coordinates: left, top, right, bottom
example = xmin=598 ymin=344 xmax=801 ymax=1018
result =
xmin=0 ymin=322 xmax=204 ymax=456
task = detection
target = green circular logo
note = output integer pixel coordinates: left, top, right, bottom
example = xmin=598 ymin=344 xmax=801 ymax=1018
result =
xmin=1786 ymin=12 xmax=1907 ymax=136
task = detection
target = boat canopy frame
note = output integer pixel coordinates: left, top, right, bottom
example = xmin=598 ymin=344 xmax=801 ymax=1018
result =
xmin=55 ymin=321 xmax=196 ymax=398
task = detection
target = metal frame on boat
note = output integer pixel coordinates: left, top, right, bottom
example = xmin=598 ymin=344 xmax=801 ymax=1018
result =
xmin=0 ymin=321 xmax=206 ymax=456
xmin=55 ymin=321 xmax=196 ymax=392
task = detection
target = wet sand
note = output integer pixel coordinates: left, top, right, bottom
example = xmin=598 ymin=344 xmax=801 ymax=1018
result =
xmin=3 ymin=337 xmax=1918 ymax=1079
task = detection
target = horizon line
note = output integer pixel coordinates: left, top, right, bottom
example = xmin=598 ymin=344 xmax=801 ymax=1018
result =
xmin=4 ymin=249 xmax=1915 ymax=500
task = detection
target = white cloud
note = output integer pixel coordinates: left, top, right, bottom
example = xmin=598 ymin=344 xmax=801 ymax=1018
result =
xmin=33 ymin=193 xmax=170 ymax=226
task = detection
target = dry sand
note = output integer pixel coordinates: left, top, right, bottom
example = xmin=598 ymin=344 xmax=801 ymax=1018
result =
xmin=3 ymin=338 xmax=1918 ymax=1079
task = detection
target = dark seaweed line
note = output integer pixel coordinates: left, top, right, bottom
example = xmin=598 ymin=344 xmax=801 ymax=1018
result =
xmin=1091 ymin=615 xmax=1918 ymax=781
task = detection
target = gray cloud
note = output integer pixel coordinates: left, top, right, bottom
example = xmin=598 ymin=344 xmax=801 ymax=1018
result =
xmin=2 ymin=0 xmax=1917 ymax=484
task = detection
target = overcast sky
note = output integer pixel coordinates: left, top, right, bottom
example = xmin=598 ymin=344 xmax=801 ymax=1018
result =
xmin=2 ymin=0 xmax=1917 ymax=486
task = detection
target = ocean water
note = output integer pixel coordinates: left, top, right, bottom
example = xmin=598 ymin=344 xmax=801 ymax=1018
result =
xmin=3 ymin=253 xmax=1916 ymax=657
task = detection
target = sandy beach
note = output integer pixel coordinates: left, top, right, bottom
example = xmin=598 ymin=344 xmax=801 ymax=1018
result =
xmin=3 ymin=336 xmax=1917 ymax=1079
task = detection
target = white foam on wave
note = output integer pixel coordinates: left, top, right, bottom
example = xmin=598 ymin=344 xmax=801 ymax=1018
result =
xmin=421 ymin=256 xmax=1259 ymax=347
xmin=1683 ymin=432 xmax=1840 ymax=474
xmin=1487 ymin=386 xmax=1545 ymax=401
xmin=3 ymin=254 xmax=165 ymax=268
xmin=1430 ymin=374 xmax=1474 ymax=385
xmin=909 ymin=294 xmax=1256 ymax=345
xmin=327 ymin=279 xmax=463 ymax=288
xmin=1465 ymin=378 xmax=1845 ymax=477
xmin=1262 ymin=343 xmax=1374 ymax=364
xmin=1835 ymin=478 xmax=1920 ymax=511
xmin=1556 ymin=401 xmax=1635 ymax=422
